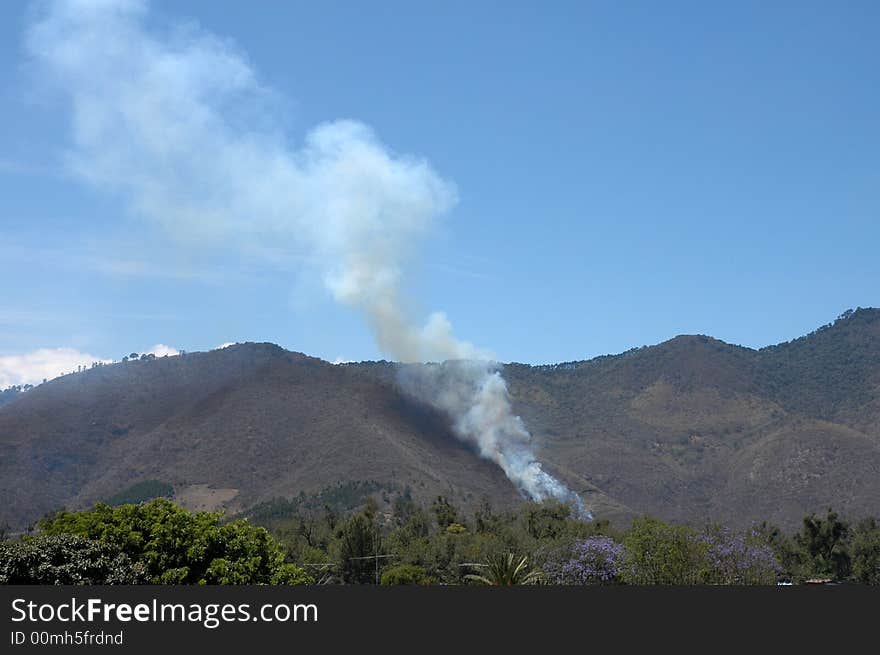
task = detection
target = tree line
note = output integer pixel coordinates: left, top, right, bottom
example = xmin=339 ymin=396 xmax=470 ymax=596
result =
xmin=1 ymin=496 xmax=877 ymax=585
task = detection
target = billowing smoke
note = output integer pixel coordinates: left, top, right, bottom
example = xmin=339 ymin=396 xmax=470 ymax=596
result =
xmin=26 ymin=0 xmax=587 ymax=515
xmin=400 ymin=360 xmax=587 ymax=513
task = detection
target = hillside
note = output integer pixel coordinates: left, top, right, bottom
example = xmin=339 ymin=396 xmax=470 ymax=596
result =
xmin=501 ymin=308 xmax=880 ymax=528
xmin=0 ymin=344 xmax=547 ymax=529
xmin=0 ymin=387 xmax=26 ymax=408
xmin=1 ymin=308 xmax=878 ymax=530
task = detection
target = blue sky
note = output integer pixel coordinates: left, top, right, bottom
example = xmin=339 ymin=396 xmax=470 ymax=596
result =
xmin=1 ymin=1 xmax=878 ymax=384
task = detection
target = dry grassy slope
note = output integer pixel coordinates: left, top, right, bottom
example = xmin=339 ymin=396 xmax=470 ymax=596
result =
xmin=720 ymin=420 xmax=880 ymax=526
xmin=502 ymin=308 xmax=880 ymax=528
xmin=0 ymin=343 xmax=627 ymax=529
xmin=0 ymin=345 xmax=496 ymax=527
xmin=1 ymin=309 xmax=877 ymax=530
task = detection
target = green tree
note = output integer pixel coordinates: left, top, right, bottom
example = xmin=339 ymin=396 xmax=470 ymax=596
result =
xmin=524 ymin=501 xmax=571 ymax=540
xmin=850 ymin=517 xmax=880 ymax=585
xmin=337 ymin=512 xmax=383 ymax=584
xmin=0 ymin=535 xmax=147 ymax=584
xmin=621 ymin=517 xmax=706 ymax=585
xmin=392 ymin=489 xmax=417 ymax=526
xmin=431 ymin=496 xmax=459 ymax=529
xmin=473 ymin=499 xmax=503 ymax=534
xmin=751 ymin=521 xmax=801 ymax=581
xmin=380 ymin=564 xmax=431 ymax=585
xmin=38 ymin=499 xmax=311 ymax=585
xmin=794 ymin=509 xmax=851 ymax=581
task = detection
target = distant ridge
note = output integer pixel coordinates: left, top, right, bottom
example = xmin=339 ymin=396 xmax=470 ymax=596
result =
xmin=1 ymin=309 xmax=878 ymax=530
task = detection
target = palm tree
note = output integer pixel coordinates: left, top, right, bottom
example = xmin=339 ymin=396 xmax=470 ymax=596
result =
xmin=465 ymin=553 xmax=543 ymax=585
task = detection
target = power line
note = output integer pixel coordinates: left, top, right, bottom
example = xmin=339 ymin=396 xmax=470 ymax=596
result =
xmin=348 ymin=554 xmax=393 ymax=584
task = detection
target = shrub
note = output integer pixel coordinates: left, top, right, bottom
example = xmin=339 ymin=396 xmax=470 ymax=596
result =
xmin=465 ymin=553 xmax=543 ymax=585
xmin=0 ymin=534 xmax=147 ymax=584
xmin=380 ymin=564 xmax=431 ymax=585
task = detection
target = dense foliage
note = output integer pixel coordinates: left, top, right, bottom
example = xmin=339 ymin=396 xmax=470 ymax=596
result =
xmin=32 ymin=500 xmax=311 ymax=585
xmin=1 ymin=495 xmax=877 ymax=585
xmin=254 ymin=491 xmax=880 ymax=586
xmin=0 ymin=535 xmax=147 ymax=584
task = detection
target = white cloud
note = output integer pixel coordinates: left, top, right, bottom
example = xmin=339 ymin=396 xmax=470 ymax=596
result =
xmin=146 ymin=343 xmax=179 ymax=357
xmin=0 ymin=348 xmax=110 ymax=388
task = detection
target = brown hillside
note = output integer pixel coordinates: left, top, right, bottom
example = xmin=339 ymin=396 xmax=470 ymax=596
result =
xmin=1 ymin=309 xmax=878 ymax=530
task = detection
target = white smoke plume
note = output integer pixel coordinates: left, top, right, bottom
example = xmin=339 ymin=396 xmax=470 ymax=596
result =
xmin=26 ymin=0 xmax=587 ymax=514
xmin=400 ymin=360 xmax=587 ymax=514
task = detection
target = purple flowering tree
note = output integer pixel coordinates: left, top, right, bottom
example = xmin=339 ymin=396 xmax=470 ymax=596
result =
xmin=699 ymin=526 xmax=782 ymax=585
xmin=552 ymin=536 xmax=625 ymax=585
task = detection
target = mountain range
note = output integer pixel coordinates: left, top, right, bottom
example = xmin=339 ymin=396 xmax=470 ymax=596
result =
xmin=1 ymin=308 xmax=878 ymax=530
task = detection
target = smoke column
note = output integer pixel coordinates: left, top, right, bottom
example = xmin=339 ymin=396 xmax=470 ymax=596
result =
xmin=26 ymin=0 xmax=588 ymax=515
